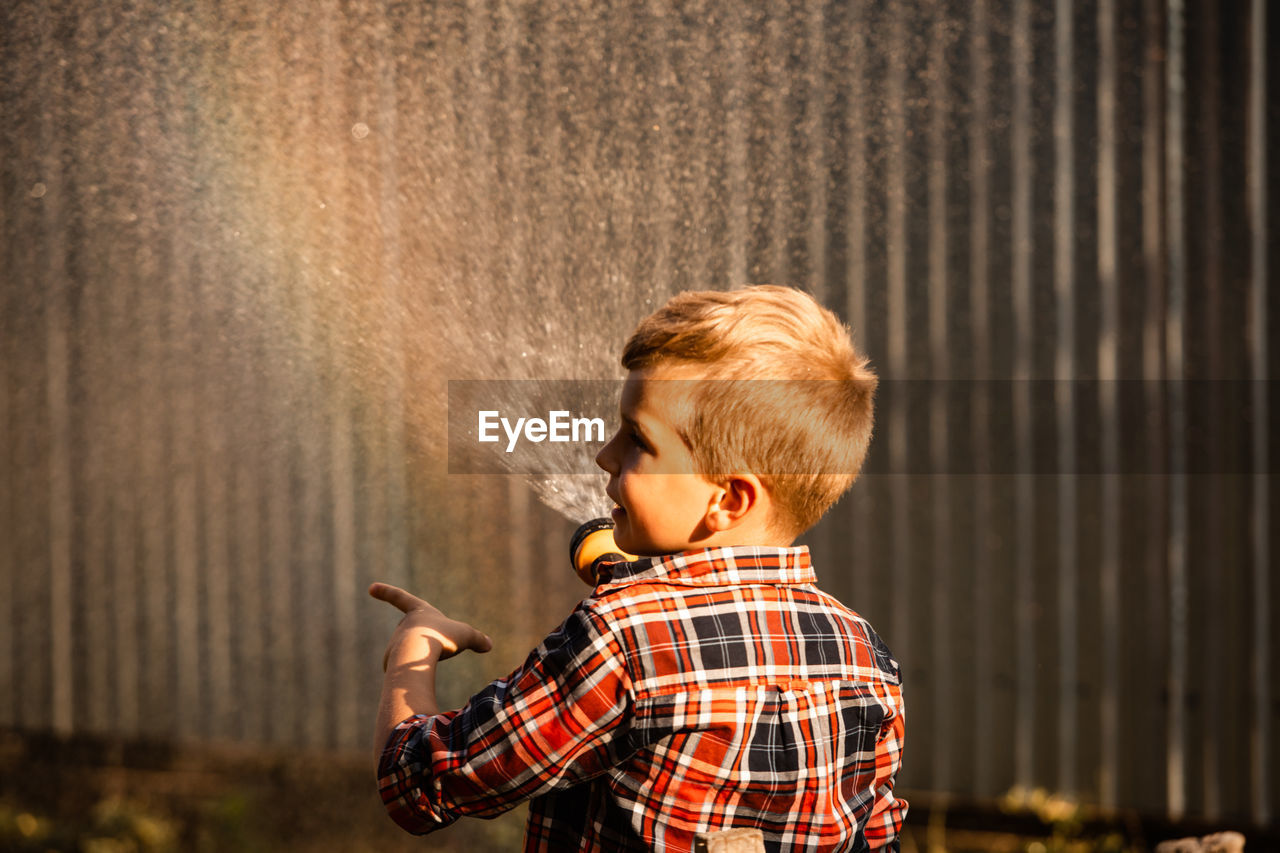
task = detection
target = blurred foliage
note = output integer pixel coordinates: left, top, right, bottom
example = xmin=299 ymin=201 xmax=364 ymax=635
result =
xmin=0 ymin=730 xmax=525 ymax=853
xmin=1 ymin=785 xmax=1148 ymax=853
xmin=0 ymin=731 xmax=1257 ymax=853
xmin=0 ymin=786 xmax=525 ymax=853
xmin=999 ymin=787 xmax=1136 ymax=853
xmin=0 ymin=796 xmax=179 ymax=853
xmin=894 ymin=787 xmax=1155 ymax=853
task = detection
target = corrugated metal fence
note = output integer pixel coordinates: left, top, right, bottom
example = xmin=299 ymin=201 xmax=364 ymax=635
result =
xmin=2 ymin=0 xmax=1274 ymax=827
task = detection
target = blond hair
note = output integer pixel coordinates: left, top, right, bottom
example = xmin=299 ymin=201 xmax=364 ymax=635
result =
xmin=621 ymin=285 xmax=877 ymax=535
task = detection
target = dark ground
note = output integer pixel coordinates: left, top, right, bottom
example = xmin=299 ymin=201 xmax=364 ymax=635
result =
xmin=1 ymin=729 xmax=1274 ymax=852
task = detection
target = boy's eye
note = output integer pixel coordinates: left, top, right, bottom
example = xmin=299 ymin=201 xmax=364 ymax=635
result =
xmin=630 ymin=429 xmax=649 ymax=451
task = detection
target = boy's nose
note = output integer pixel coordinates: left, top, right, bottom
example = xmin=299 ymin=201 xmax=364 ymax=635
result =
xmin=595 ymin=433 xmax=618 ymax=474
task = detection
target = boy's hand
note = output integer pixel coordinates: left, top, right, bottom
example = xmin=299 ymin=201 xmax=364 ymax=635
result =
xmin=369 ymin=582 xmax=492 ymax=764
xmin=369 ymin=582 xmax=492 ymax=671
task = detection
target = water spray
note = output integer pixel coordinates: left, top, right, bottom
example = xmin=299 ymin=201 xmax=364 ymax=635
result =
xmin=569 ymin=518 xmax=636 ymax=586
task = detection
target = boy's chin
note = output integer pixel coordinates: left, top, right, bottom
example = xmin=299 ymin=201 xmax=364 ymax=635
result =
xmin=611 ymin=509 xmax=697 ymax=557
xmin=609 ymin=507 xmax=630 ymax=540
xmin=610 ymin=519 xmax=643 ymax=555
xmin=609 ymin=517 xmax=657 ymax=557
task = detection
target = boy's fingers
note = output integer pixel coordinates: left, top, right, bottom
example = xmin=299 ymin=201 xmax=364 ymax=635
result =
xmin=471 ymin=630 xmax=494 ymax=654
xmin=444 ymin=627 xmax=492 ymax=659
xmin=368 ymin=582 xmax=428 ymax=614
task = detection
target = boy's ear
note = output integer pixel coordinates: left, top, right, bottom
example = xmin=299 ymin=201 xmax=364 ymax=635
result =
xmin=704 ymin=474 xmax=762 ymax=532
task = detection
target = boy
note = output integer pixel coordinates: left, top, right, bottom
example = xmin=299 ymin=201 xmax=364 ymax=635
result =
xmin=371 ymin=286 xmax=906 ymax=850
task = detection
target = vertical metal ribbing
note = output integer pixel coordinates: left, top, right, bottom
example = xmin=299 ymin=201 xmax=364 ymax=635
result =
xmin=7 ymin=1 xmax=46 ymax=727
xmin=37 ymin=0 xmax=73 ymax=738
xmin=229 ymin=216 xmax=266 ymax=758
xmin=844 ymin=1 xmax=867 ymax=350
xmin=285 ymin=0 xmax=339 ymax=749
xmin=648 ymin=0 xmax=674 ymax=291
xmin=329 ymin=0 xmax=361 ymax=749
xmin=1053 ymin=0 xmax=1078 ymax=797
xmin=309 ymin=0 xmax=351 ymax=749
xmin=102 ymin=2 xmax=140 ymax=734
xmin=377 ymin=0 xmax=411 ymax=736
xmin=201 ymin=299 xmax=234 ymax=742
xmin=72 ymin=2 xmax=109 ymax=736
xmin=329 ymin=382 xmax=357 ymax=746
xmin=1197 ymin=3 xmax=1223 ymax=821
xmin=1096 ymin=0 xmax=1121 ymax=812
xmin=530 ymin=0 xmax=560 ymax=331
xmin=805 ymin=0 xmax=827 ymax=302
xmin=494 ymin=0 xmax=530 ymax=649
xmin=4 ymin=4 xmax=31 ymax=731
xmin=194 ymin=8 xmax=233 ymax=740
xmin=766 ymin=0 xmax=787 ymax=284
xmin=844 ymin=3 xmax=871 ymax=614
xmin=1011 ymin=0 xmax=1036 ymax=790
xmin=926 ymin=2 xmax=951 ymax=795
xmin=1248 ymin=0 xmax=1270 ymax=826
xmin=164 ymin=2 xmax=201 ymax=739
xmin=688 ymin=0 xmax=717 ymax=292
xmin=534 ymin=3 xmax=575 ymax=612
xmin=132 ymin=3 xmax=176 ymax=739
xmin=339 ymin=0 xmax=380 ymax=750
xmin=264 ymin=10 xmax=301 ymax=746
xmin=969 ymin=0 xmax=994 ymax=798
xmin=230 ymin=2 xmax=274 ymax=745
xmin=726 ymin=5 xmax=749 ymax=288
xmin=1164 ymin=0 xmax=1188 ymax=821
xmin=801 ymin=0 xmax=835 ymax=581
xmin=0 ymin=9 xmax=12 ymax=727
xmin=1141 ymin=0 xmax=1169 ymax=813
xmin=507 ymin=477 xmax=533 ymax=648
xmin=885 ymin=3 xmax=910 ymax=678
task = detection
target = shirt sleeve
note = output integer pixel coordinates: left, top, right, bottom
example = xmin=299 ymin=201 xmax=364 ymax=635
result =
xmin=860 ymin=686 xmax=908 ymax=849
xmin=377 ymin=601 xmax=635 ymax=834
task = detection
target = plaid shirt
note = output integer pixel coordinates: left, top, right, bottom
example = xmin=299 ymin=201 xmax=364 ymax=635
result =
xmin=378 ymin=546 xmax=907 ymax=851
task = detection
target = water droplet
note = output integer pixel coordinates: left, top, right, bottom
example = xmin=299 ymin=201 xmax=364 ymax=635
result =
xmin=29 ymin=182 xmax=46 ymax=199
xmin=351 ymin=122 xmax=370 ymax=139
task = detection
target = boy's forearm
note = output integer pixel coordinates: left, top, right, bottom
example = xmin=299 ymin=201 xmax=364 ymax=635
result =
xmin=374 ymin=643 xmax=443 ymax=765
xmin=367 ymin=583 xmax=492 ymax=769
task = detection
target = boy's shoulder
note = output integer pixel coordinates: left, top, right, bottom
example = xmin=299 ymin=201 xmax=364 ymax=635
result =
xmin=577 ymin=549 xmax=902 ymax=689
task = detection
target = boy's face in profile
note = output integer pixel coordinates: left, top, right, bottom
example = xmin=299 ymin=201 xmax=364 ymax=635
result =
xmin=595 ymin=364 xmax=721 ymax=556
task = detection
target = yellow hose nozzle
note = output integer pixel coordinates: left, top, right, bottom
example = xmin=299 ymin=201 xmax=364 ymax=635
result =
xmin=570 ymin=518 xmax=636 ymax=586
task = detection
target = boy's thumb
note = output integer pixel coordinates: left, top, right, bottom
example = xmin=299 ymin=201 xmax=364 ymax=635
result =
xmin=474 ymin=632 xmax=493 ymax=654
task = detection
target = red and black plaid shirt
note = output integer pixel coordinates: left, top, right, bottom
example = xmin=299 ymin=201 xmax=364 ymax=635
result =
xmin=378 ymin=546 xmax=907 ymax=851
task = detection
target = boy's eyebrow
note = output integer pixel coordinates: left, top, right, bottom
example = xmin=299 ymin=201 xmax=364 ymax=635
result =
xmin=619 ymin=412 xmax=653 ymax=440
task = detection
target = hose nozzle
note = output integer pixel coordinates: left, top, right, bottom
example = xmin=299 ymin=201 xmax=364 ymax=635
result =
xmin=570 ymin=518 xmax=636 ymax=586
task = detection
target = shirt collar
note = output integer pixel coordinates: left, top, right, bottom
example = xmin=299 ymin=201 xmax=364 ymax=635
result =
xmin=600 ymin=545 xmax=815 ymax=588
